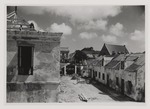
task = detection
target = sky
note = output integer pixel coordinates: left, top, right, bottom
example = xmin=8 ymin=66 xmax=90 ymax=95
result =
xmin=7 ymin=6 xmax=145 ymax=53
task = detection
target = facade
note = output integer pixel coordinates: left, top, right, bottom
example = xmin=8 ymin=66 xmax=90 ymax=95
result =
xmin=105 ymin=54 xmax=126 ymax=92
xmin=93 ymin=56 xmax=114 ymax=84
xmin=124 ymin=54 xmax=145 ymax=101
xmin=7 ymin=10 xmax=63 ymax=102
xmin=60 ymin=47 xmax=69 ymax=63
xmin=104 ymin=53 xmax=145 ymax=101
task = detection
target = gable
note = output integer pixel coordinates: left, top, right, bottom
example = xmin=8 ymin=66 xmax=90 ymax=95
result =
xmin=99 ymin=44 xmax=110 ymax=56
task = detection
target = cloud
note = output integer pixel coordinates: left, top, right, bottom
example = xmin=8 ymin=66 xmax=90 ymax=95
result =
xmin=21 ymin=6 xmax=122 ymax=23
xmin=109 ymin=23 xmax=124 ymax=36
xmin=101 ymin=35 xmax=117 ymax=43
xmin=72 ymin=38 xmax=76 ymax=42
xmin=79 ymin=32 xmax=98 ymax=39
xmin=46 ymin=23 xmax=72 ymax=35
xmin=28 ymin=20 xmax=44 ymax=32
xmin=130 ymin=30 xmax=145 ymax=41
xmin=78 ymin=20 xmax=107 ymax=30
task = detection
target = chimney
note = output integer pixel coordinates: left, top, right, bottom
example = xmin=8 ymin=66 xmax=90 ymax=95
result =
xmin=15 ymin=6 xmax=17 ymax=15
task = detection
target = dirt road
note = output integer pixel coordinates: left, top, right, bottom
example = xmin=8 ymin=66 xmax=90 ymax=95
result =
xmin=57 ymin=76 xmax=135 ymax=103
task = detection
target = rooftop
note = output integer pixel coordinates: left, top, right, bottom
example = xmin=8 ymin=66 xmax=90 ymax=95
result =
xmin=7 ymin=8 xmax=63 ymax=40
xmin=101 ymin=43 xmax=129 ymax=55
xmin=125 ymin=54 xmax=145 ymax=72
xmin=105 ymin=54 xmax=126 ymax=69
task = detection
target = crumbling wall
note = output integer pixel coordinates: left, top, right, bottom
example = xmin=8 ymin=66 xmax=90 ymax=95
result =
xmin=106 ymin=68 xmax=118 ymax=90
xmin=135 ymin=65 xmax=145 ymax=101
xmin=7 ymin=40 xmax=60 ymax=83
xmin=7 ymin=37 xmax=61 ymax=102
xmin=124 ymin=71 xmax=136 ymax=100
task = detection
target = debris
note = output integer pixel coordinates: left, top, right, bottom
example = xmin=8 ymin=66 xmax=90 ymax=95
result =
xmin=77 ymin=80 xmax=86 ymax=84
xmin=78 ymin=93 xmax=88 ymax=102
xmin=71 ymin=74 xmax=79 ymax=80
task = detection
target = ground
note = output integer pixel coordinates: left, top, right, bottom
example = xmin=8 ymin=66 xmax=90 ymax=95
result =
xmin=57 ymin=76 xmax=135 ymax=103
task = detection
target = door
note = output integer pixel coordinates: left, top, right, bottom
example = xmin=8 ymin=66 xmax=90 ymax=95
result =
xmin=121 ymin=79 xmax=124 ymax=94
xmin=18 ymin=46 xmax=34 ymax=75
xmin=107 ymin=74 xmax=109 ymax=87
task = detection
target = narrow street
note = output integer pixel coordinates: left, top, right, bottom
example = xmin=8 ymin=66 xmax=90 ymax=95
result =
xmin=57 ymin=76 xmax=135 ymax=103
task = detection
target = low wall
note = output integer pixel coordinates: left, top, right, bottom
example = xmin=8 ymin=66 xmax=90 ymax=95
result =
xmin=7 ymin=82 xmax=59 ymax=103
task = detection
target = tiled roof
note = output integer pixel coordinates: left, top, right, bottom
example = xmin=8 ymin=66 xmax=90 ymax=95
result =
xmin=112 ymin=54 xmax=126 ymax=61
xmin=125 ymin=56 xmax=138 ymax=61
xmin=105 ymin=54 xmax=125 ymax=69
xmin=105 ymin=61 xmax=120 ymax=69
xmin=125 ymin=54 xmax=145 ymax=72
xmin=105 ymin=44 xmax=129 ymax=54
xmin=125 ymin=53 xmax=143 ymax=61
xmin=91 ymin=56 xmax=104 ymax=66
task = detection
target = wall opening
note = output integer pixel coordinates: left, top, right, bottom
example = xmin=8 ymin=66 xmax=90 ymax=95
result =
xmin=103 ymin=73 xmax=105 ymax=80
xmin=107 ymin=74 xmax=109 ymax=87
xmin=121 ymin=79 xmax=124 ymax=94
xmin=126 ymin=80 xmax=133 ymax=94
xmin=18 ymin=46 xmax=34 ymax=75
xmin=99 ymin=72 xmax=101 ymax=79
xmin=116 ymin=77 xmax=119 ymax=86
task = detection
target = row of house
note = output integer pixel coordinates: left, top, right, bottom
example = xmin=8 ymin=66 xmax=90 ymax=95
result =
xmin=82 ymin=44 xmax=145 ymax=102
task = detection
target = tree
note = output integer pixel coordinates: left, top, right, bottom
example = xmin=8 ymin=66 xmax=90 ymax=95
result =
xmin=74 ymin=50 xmax=88 ymax=64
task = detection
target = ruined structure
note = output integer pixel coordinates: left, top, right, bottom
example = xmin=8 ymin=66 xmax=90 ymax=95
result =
xmin=87 ymin=43 xmax=145 ymax=101
xmin=124 ymin=54 xmax=145 ymax=101
xmin=104 ymin=53 xmax=145 ymax=101
xmin=7 ymin=7 xmax=63 ymax=102
xmin=105 ymin=54 xmax=126 ymax=92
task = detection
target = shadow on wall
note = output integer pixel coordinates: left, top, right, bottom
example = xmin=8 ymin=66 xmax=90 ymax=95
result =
xmin=7 ymin=53 xmax=29 ymax=82
xmin=7 ymin=53 xmax=18 ymax=82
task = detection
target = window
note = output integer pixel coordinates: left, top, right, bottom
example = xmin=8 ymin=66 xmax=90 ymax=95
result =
xmin=116 ymin=77 xmax=119 ymax=86
xmin=18 ymin=46 xmax=34 ymax=75
xmin=102 ymin=73 xmax=105 ymax=80
xmin=121 ymin=61 xmax=124 ymax=69
xmin=99 ymin=72 xmax=101 ymax=78
xmin=127 ymin=81 xmax=133 ymax=94
xmin=95 ymin=71 xmax=97 ymax=77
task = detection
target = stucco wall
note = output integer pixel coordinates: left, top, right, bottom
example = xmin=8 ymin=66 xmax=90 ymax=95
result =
xmin=7 ymin=39 xmax=60 ymax=83
xmin=7 ymin=34 xmax=61 ymax=102
xmin=124 ymin=65 xmax=145 ymax=101
xmin=93 ymin=66 xmax=106 ymax=84
xmin=105 ymin=68 xmax=125 ymax=92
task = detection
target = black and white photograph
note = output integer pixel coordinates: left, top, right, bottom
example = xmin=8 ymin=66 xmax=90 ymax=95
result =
xmin=6 ymin=5 xmax=145 ymax=103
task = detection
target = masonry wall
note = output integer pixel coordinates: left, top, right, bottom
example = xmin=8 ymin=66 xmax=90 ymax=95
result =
xmin=124 ymin=65 xmax=145 ymax=101
xmin=105 ymin=68 xmax=126 ymax=93
xmin=124 ymin=71 xmax=136 ymax=100
xmin=7 ymin=36 xmax=61 ymax=102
